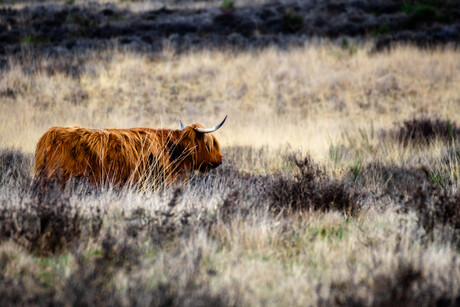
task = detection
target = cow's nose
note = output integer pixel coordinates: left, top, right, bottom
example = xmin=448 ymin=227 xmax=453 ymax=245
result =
xmin=212 ymin=160 xmax=222 ymax=168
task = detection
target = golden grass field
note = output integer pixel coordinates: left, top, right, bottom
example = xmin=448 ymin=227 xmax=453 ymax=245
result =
xmin=1 ymin=42 xmax=460 ymax=305
xmin=2 ymin=44 xmax=460 ymax=154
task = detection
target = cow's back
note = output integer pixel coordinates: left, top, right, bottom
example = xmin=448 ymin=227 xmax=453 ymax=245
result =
xmin=34 ymin=126 xmax=166 ymax=186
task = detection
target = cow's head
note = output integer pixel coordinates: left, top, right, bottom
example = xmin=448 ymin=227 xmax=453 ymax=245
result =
xmin=173 ymin=116 xmax=227 ymax=173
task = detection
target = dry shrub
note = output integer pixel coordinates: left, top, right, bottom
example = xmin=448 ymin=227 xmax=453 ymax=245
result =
xmin=61 ymin=249 xmax=122 ymax=306
xmin=372 ymin=262 xmax=424 ymax=307
xmin=385 ymin=117 xmax=459 ymax=146
xmin=190 ymin=155 xmax=269 ymax=222
xmin=0 ymin=193 xmax=231 ymax=306
xmin=0 ymin=234 xmax=230 ymax=306
xmin=356 ymin=162 xmax=428 ymax=192
xmin=0 ymin=149 xmax=83 ymax=255
xmin=121 ymin=242 xmax=234 ymax=307
xmin=0 ymin=226 xmax=228 ymax=306
xmin=0 ymin=149 xmax=32 ymax=188
xmin=359 ymin=163 xmax=460 ymax=232
xmin=407 ymin=184 xmax=460 ymax=232
xmin=60 ymin=229 xmax=140 ymax=306
xmin=319 ymin=260 xmax=452 ymax=307
xmin=358 ymin=161 xmax=460 ymax=232
xmin=268 ymin=154 xmax=361 ymax=215
xmin=220 ymin=190 xmax=243 ymax=223
xmin=0 ymin=179 xmax=81 ymax=255
xmin=214 ymin=148 xmax=362 ymax=217
xmin=0 ymin=276 xmax=56 ymax=307
xmin=126 ymin=187 xmax=194 ymax=245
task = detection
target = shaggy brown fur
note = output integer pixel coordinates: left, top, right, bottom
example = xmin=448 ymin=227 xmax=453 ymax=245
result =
xmin=34 ymin=124 xmax=223 ymax=187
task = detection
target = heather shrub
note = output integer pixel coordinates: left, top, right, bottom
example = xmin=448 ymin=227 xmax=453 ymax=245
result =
xmin=319 ymin=258 xmax=459 ymax=306
xmin=407 ymin=184 xmax=460 ymax=232
xmin=268 ymin=154 xmax=361 ymax=216
xmin=357 ymin=162 xmax=460 ymax=233
xmin=384 ymin=117 xmax=459 ymax=146
xmin=0 ymin=181 xmax=81 ymax=255
xmin=0 ymin=149 xmax=32 ymax=188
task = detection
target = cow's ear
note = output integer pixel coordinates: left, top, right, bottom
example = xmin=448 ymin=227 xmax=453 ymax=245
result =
xmin=204 ymin=134 xmax=213 ymax=152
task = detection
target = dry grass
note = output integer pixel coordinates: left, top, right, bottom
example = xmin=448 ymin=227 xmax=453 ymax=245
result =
xmin=1 ymin=43 xmax=460 ymax=306
xmin=1 ymin=44 xmax=459 ymax=161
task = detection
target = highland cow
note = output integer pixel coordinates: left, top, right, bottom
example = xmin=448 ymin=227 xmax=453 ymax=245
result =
xmin=34 ymin=117 xmax=227 ymax=187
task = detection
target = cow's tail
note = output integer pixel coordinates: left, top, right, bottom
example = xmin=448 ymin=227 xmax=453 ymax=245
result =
xmin=34 ymin=127 xmax=58 ymax=177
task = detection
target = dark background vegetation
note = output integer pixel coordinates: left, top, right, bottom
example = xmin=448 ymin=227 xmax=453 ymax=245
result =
xmin=0 ymin=0 xmax=459 ymax=68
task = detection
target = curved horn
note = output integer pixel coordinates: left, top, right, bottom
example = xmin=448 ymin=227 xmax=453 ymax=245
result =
xmin=180 ymin=120 xmax=184 ymax=130
xmin=195 ymin=115 xmax=227 ymax=133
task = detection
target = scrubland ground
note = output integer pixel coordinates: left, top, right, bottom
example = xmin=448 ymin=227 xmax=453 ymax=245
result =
xmin=1 ymin=42 xmax=460 ymax=306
